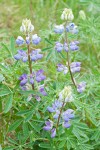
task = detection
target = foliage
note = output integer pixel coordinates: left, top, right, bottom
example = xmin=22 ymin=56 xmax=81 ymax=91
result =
xmin=0 ymin=0 xmax=100 ymax=150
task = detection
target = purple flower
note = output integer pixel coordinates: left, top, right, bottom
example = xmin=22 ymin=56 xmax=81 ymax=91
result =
xmin=16 ymin=36 xmax=25 ymax=46
xmin=54 ymin=25 xmax=64 ymax=34
xmin=35 ymin=95 xmax=41 ymax=102
xmin=19 ymin=74 xmax=28 ymax=86
xmin=77 ymin=81 xmax=86 ymax=93
xmin=70 ymin=42 xmax=79 ymax=51
xmin=43 ymin=120 xmax=53 ymax=131
xmin=51 ymin=128 xmax=56 ymax=138
xmin=26 ymin=37 xmax=30 ymax=45
xmin=30 ymin=76 xmax=34 ymax=84
xmin=30 ymin=49 xmax=43 ymax=61
xmin=57 ymin=64 xmax=68 ymax=75
xmin=55 ymin=42 xmax=63 ymax=52
xmin=63 ymin=43 xmax=69 ymax=52
xmin=47 ymin=100 xmax=63 ymax=113
xmin=32 ymin=34 xmax=41 ymax=45
xmin=66 ymin=23 xmax=78 ymax=34
xmin=63 ymin=122 xmax=71 ymax=128
xmin=14 ymin=50 xmax=28 ymax=62
xmin=35 ymin=69 xmax=46 ymax=82
xmin=39 ymin=85 xmax=47 ymax=96
xmin=57 ymin=64 xmax=64 ymax=72
xmin=53 ymin=110 xmax=60 ymax=119
xmin=62 ymin=109 xmax=74 ymax=122
xmin=70 ymin=62 xmax=81 ymax=73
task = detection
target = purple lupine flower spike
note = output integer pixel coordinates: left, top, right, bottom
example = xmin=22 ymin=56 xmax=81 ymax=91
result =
xmin=77 ymin=81 xmax=86 ymax=93
xmin=32 ymin=34 xmax=41 ymax=45
xmin=16 ymin=36 xmax=25 ymax=46
xmin=51 ymin=128 xmax=56 ymax=138
xmin=55 ymin=42 xmax=63 ymax=52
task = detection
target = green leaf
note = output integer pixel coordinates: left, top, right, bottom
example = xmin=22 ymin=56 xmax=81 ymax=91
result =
xmin=39 ymin=143 xmax=51 ymax=149
xmin=58 ymin=140 xmax=66 ymax=148
xmin=4 ymin=94 xmax=13 ymax=113
xmin=1 ymin=43 xmax=13 ymax=57
xmin=8 ymin=119 xmax=23 ymax=132
xmin=25 ymin=112 xmax=33 ymax=122
xmin=0 ymin=85 xmax=11 ymax=97
xmin=29 ymin=121 xmax=41 ymax=133
xmin=16 ymin=110 xmax=31 ymax=115
xmin=45 ymin=38 xmax=53 ymax=45
xmin=3 ymin=146 xmax=15 ymax=150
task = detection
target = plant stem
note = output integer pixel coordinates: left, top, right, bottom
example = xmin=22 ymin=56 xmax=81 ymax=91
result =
xmin=56 ymin=101 xmax=65 ymax=128
xmin=65 ymin=22 xmax=77 ymax=88
xmin=27 ymin=44 xmax=34 ymax=90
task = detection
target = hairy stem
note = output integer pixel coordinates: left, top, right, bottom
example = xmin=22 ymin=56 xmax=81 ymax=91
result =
xmin=65 ymin=22 xmax=77 ymax=88
xmin=27 ymin=44 xmax=34 ymax=90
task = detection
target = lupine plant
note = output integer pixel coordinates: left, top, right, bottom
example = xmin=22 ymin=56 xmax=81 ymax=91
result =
xmin=54 ymin=8 xmax=86 ymax=93
xmin=14 ymin=19 xmax=47 ymax=100
xmin=0 ymin=2 xmax=100 ymax=150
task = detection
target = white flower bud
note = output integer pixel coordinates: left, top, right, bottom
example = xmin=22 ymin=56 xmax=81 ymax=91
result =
xmin=20 ymin=18 xmax=34 ymax=33
xmin=61 ymin=8 xmax=74 ymax=21
xmin=59 ymin=86 xmax=73 ymax=102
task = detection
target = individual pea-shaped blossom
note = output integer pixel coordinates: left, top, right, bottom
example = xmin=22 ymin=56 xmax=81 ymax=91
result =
xmin=32 ymin=34 xmax=41 ymax=45
xmin=19 ymin=74 xmax=28 ymax=86
xmin=62 ymin=109 xmax=74 ymax=128
xmin=55 ymin=42 xmax=63 ymax=52
xmin=63 ymin=42 xmax=69 ymax=52
xmin=57 ymin=64 xmax=68 ymax=74
xmin=30 ymin=49 xmax=43 ymax=61
xmin=66 ymin=23 xmax=78 ymax=34
xmin=77 ymin=81 xmax=86 ymax=93
xmin=39 ymin=85 xmax=47 ymax=96
xmin=70 ymin=62 xmax=81 ymax=73
xmin=54 ymin=24 xmax=64 ymax=34
xmin=70 ymin=41 xmax=79 ymax=51
xmin=14 ymin=50 xmax=28 ymax=62
xmin=35 ymin=70 xmax=46 ymax=82
xmin=16 ymin=36 xmax=25 ymax=46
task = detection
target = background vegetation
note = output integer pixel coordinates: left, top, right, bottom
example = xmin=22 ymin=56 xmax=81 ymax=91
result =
xmin=0 ymin=0 xmax=100 ymax=149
